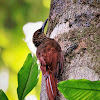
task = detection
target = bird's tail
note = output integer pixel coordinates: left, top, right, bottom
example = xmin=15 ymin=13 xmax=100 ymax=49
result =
xmin=45 ymin=73 xmax=59 ymax=100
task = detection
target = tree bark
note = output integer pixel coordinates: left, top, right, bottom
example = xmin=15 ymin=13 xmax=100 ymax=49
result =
xmin=40 ymin=0 xmax=100 ymax=100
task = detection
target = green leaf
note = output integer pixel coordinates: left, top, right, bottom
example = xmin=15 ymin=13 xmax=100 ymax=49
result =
xmin=57 ymin=79 xmax=100 ymax=100
xmin=0 ymin=90 xmax=8 ymax=100
xmin=17 ymin=53 xmax=38 ymax=100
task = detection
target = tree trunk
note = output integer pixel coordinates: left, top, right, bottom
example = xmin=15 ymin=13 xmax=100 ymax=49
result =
xmin=40 ymin=0 xmax=100 ymax=100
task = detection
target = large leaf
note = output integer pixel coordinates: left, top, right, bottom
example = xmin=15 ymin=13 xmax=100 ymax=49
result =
xmin=57 ymin=79 xmax=100 ymax=100
xmin=0 ymin=90 xmax=8 ymax=100
xmin=17 ymin=53 xmax=38 ymax=100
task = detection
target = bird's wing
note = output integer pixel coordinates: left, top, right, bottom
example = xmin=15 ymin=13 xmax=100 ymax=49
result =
xmin=36 ymin=39 xmax=64 ymax=75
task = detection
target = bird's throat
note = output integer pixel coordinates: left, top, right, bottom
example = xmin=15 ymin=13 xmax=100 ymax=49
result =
xmin=33 ymin=36 xmax=47 ymax=47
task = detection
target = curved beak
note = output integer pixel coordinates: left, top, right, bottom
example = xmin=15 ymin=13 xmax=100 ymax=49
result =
xmin=41 ymin=19 xmax=48 ymax=32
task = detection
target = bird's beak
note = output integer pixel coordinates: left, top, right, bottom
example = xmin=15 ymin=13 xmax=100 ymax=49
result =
xmin=41 ymin=19 xmax=48 ymax=32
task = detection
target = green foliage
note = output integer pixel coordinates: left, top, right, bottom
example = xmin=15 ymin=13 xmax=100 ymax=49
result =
xmin=57 ymin=79 xmax=100 ymax=100
xmin=0 ymin=90 xmax=8 ymax=100
xmin=17 ymin=53 xmax=38 ymax=100
xmin=0 ymin=1 xmax=50 ymax=99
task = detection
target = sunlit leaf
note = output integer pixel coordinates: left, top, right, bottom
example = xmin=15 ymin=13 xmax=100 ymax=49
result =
xmin=17 ymin=53 xmax=38 ymax=100
xmin=58 ymin=79 xmax=100 ymax=100
xmin=0 ymin=89 xmax=8 ymax=100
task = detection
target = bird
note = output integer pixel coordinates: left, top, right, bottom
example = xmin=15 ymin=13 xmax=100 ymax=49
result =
xmin=32 ymin=19 xmax=64 ymax=100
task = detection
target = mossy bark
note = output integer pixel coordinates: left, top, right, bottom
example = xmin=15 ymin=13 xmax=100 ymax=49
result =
xmin=40 ymin=0 xmax=100 ymax=100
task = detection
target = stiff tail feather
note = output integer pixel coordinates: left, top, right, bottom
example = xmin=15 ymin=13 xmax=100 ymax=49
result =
xmin=46 ymin=73 xmax=59 ymax=100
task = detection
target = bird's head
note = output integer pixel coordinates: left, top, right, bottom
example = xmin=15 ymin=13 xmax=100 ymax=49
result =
xmin=33 ymin=19 xmax=48 ymax=47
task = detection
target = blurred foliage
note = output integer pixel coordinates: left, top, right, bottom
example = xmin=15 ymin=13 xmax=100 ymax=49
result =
xmin=0 ymin=0 xmax=50 ymax=100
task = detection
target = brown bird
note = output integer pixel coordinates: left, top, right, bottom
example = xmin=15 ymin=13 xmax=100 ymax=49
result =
xmin=33 ymin=19 xmax=64 ymax=100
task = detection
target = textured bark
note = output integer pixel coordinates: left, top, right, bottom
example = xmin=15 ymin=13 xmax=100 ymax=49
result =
xmin=40 ymin=0 xmax=100 ymax=100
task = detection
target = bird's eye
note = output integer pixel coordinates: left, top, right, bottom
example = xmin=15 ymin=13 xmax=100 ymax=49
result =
xmin=38 ymin=32 xmax=41 ymax=34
